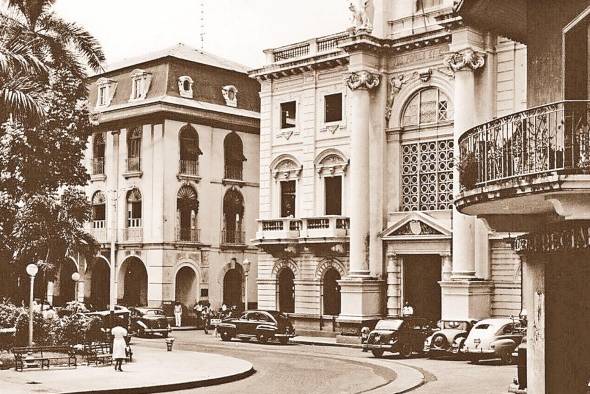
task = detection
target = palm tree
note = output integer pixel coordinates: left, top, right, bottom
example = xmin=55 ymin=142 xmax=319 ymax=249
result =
xmin=0 ymin=0 xmax=105 ymax=120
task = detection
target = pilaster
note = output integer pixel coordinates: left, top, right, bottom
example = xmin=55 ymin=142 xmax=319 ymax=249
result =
xmin=386 ymin=253 xmax=402 ymax=317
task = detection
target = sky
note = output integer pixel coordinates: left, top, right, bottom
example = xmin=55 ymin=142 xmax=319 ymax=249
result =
xmin=52 ymin=0 xmax=350 ymax=69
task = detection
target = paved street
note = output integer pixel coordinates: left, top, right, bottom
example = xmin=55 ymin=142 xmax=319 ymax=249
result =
xmin=136 ymin=331 xmax=516 ymax=394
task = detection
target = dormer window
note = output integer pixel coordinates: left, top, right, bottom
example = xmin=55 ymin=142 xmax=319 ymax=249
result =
xmin=178 ymin=76 xmax=194 ymax=98
xmin=95 ymin=77 xmax=117 ymax=108
xmin=222 ymin=85 xmax=238 ymax=107
xmin=129 ymin=69 xmax=152 ymax=101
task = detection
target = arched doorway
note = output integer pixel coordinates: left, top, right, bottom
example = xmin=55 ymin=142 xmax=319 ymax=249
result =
xmin=323 ymin=268 xmax=341 ymax=315
xmin=90 ymin=258 xmax=110 ymax=310
xmin=121 ymin=257 xmax=147 ymax=306
xmin=58 ymin=259 xmax=78 ymax=305
xmin=278 ymin=268 xmax=295 ymax=313
xmin=175 ymin=266 xmax=198 ymax=308
xmin=223 ymin=264 xmax=243 ymax=308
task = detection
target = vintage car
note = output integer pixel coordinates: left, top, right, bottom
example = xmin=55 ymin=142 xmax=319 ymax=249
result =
xmin=462 ymin=318 xmax=525 ymax=364
xmin=216 ymin=310 xmax=295 ymax=344
xmin=362 ymin=317 xmax=434 ymax=358
xmin=424 ymin=319 xmax=478 ymax=358
xmin=129 ymin=307 xmax=172 ymax=338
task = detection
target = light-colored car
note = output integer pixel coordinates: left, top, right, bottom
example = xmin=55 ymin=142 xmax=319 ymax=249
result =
xmin=462 ymin=318 xmax=525 ymax=364
xmin=424 ymin=319 xmax=478 ymax=358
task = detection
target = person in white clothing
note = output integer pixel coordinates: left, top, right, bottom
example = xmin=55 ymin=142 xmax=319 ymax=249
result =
xmin=111 ymin=325 xmax=128 ymax=372
xmin=174 ymin=302 xmax=182 ymax=327
xmin=402 ymin=301 xmax=414 ymax=317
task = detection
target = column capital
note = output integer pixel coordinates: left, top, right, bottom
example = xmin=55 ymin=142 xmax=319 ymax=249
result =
xmin=443 ymin=48 xmax=485 ymax=73
xmin=346 ymin=71 xmax=380 ymax=91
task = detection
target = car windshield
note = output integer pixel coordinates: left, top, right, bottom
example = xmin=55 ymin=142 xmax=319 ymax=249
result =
xmin=375 ymin=320 xmax=403 ymax=330
xmin=144 ymin=309 xmax=165 ymax=316
xmin=266 ymin=310 xmax=288 ymax=321
xmin=441 ymin=321 xmax=470 ymax=330
xmin=474 ymin=323 xmax=492 ymax=330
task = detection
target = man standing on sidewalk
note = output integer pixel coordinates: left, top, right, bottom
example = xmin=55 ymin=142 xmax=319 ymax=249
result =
xmin=174 ymin=302 xmax=182 ymax=327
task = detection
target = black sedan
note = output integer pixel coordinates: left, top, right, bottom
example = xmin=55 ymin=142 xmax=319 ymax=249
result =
xmin=216 ymin=310 xmax=295 ymax=344
xmin=129 ymin=307 xmax=172 ymax=338
xmin=362 ymin=317 xmax=434 ymax=358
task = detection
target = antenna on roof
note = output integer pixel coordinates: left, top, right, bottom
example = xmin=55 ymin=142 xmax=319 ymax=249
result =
xmin=200 ymin=0 xmax=206 ymax=50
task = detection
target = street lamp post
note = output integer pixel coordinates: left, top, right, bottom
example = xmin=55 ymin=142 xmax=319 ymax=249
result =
xmin=71 ymin=272 xmax=80 ymax=303
xmin=242 ymin=259 xmax=251 ymax=311
xmin=26 ymin=263 xmax=39 ymax=347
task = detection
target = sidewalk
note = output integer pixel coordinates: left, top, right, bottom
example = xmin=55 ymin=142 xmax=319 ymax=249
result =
xmin=0 ymin=344 xmax=253 ymax=394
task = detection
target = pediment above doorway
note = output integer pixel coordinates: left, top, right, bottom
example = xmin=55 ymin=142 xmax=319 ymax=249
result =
xmin=380 ymin=211 xmax=451 ymax=239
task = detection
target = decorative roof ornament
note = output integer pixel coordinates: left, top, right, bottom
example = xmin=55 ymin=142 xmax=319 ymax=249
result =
xmin=346 ymin=70 xmax=380 ymax=91
xmin=348 ymin=0 xmax=373 ymax=34
xmin=443 ymin=48 xmax=485 ymax=72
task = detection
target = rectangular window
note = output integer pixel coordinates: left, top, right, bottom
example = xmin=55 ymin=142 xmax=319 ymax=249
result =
xmin=98 ymin=86 xmax=106 ymax=106
xmin=281 ymin=101 xmax=297 ymax=129
xmin=324 ymin=93 xmax=342 ymax=123
xmin=416 ymin=0 xmax=442 ymax=11
xmin=325 ymin=176 xmax=342 ymax=215
xmin=133 ymin=78 xmax=143 ymax=99
xmin=280 ymin=180 xmax=296 ymax=217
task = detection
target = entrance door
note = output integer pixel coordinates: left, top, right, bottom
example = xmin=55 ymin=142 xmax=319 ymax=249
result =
xmin=403 ymin=255 xmax=441 ymax=321
xmin=278 ymin=268 xmax=295 ymax=313
xmin=223 ymin=267 xmax=243 ymax=308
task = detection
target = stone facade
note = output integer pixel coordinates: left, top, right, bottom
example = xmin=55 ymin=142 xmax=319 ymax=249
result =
xmin=250 ymin=0 xmax=526 ymax=336
xmin=76 ymin=44 xmax=261 ymax=315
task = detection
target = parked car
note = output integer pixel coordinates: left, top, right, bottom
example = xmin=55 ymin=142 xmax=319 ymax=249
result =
xmin=462 ymin=318 xmax=525 ymax=364
xmin=424 ymin=319 xmax=478 ymax=358
xmin=362 ymin=317 xmax=434 ymax=358
xmin=129 ymin=307 xmax=172 ymax=338
xmin=216 ymin=310 xmax=295 ymax=344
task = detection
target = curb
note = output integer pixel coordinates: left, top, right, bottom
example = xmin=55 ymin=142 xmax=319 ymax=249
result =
xmin=291 ymin=338 xmax=363 ymax=349
xmin=63 ymin=366 xmax=256 ymax=394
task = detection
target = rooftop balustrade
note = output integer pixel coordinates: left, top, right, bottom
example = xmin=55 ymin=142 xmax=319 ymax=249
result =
xmin=265 ymin=32 xmax=348 ymax=63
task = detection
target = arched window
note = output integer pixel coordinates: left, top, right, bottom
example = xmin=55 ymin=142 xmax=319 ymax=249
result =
xmin=177 ymin=185 xmax=199 ymax=241
xmin=92 ymin=133 xmax=105 ymax=175
xmin=224 ymin=132 xmax=246 ymax=180
xmin=402 ymin=87 xmax=453 ymax=127
xmin=126 ymin=188 xmax=142 ymax=228
xmin=222 ymin=189 xmax=244 ymax=245
xmin=127 ymin=127 xmax=142 ymax=171
xmin=179 ymin=124 xmax=202 ymax=176
xmin=92 ymin=191 xmax=106 ymax=228
xmin=272 ymin=157 xmax=301 ymax=218
xmin=316 ymin=153 xmax=348 ymax=216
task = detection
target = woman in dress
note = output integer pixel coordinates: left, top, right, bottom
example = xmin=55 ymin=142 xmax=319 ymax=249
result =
xmin=111 ymin=325 xmax=128 ymax=372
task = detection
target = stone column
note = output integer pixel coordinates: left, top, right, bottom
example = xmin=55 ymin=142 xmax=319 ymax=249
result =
xmin=347 ymin=71 xmax=378 ymax=276
xmin=386 ymin=254 xmax=402 ymax=317
xmin=439 ymin=31 xmax=493 ymax=320
xmin=440 ymin=253 xmax=452 ymax=281
xmin=337 ymin=70 xmax=384 ymax=336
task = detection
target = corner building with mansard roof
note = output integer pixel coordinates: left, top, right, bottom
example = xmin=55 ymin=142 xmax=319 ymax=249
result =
xmin=249 ymin=0 xmax=527 ymax=338
xmin=74 ymin=44 xmax=261 ymax=315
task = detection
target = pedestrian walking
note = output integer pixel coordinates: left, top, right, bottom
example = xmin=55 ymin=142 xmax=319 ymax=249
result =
xmin=111 ymin=325 xmax=128 ymax=372
xmin=202 ymin=305 xmax=210 ymax=335
xmin=174 ymin=301 xmax=182 ymax=327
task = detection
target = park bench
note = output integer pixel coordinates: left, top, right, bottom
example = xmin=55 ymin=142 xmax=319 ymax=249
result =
xmin=83 ymin=342 xmax=112 ymax=366
xmin=12 ymin=345 xmax=77 ymax=371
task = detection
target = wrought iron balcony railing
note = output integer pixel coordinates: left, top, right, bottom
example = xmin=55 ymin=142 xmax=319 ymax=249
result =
xmin=92 ymin=158 xmax=105 ymax=175
xmin=179 ymin=160 xmax=199 ymax=176
xmin=458 ymin=100 xmax=590 ymax=189
xmin=221 ymin=229 xmax=246 ymax=245
xmin=126 ymin=157 xmax=141 ymax=172
xmin=224 ymin=164 xmax=243 ymax=181
xmin=176 ymin=227 xmax=200 ymax=242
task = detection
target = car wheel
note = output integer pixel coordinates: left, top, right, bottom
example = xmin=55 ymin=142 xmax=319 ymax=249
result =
xmin=240 ymin=337 xmax=250 ymax=342
xmin=278 ymin=337 xmax=289 ymax=345
xmin=400 ymin=343 xmax=413 ymax=358
xmin=469 ymin=354 xmax=480 ymax=364
xmin=257 ymin=333 xmax=268 ymax=344
xmin=138 ymin=328 xmax=145 ymax=338
xmin=371 ymin=349 xmax=384 ymax=358
xmin=500 ymin=352 xmax=514 ymax=365
xmin=220 ymin=330 xmax=232 ymax=342
xmin=432 ymin=334 xmax=448 ymax=350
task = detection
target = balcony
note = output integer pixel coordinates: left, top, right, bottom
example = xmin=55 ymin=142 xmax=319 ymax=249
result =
xmin=221 ymin=229 xmax=246 ymax=247
xmin=123 ymin=219 xmax=143 ymax=242
xmin=224 ymin=164 xmax=243 ymax=181
xmin=91 ymin=220 xmax=107 ymax=242
xmin=456 ymin=101 xmax=590 ymax=228
xmin=256 ymin=216 xmax=349 ymax=244
xmin=92 ymin=158 xmax=104 ymax=175
xmin=269 ymin=32 xmax=348 ymax=63
xmin=176 ymin=227 xmax=200 ymax=243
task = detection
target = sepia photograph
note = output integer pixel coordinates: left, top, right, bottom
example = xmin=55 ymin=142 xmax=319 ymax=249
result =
xmin=0 ymin=0 xmax=588 ymax=393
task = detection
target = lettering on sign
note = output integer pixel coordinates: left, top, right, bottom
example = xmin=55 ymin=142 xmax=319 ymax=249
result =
xmin=391 ymin=46 xmax=447 ymax=67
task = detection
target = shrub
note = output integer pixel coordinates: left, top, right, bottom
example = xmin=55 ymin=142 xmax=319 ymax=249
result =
xmin=0 ymin=350 xmax=14 ymax=370
xmin=0 ymin=300 xmax=24 ymax=329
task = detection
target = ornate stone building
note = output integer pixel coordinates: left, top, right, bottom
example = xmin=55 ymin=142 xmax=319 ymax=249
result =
xmin=77 ymin=44 xmax=261 ymax=314
xmin=250 ymin=0 xmax=527 ymax=336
